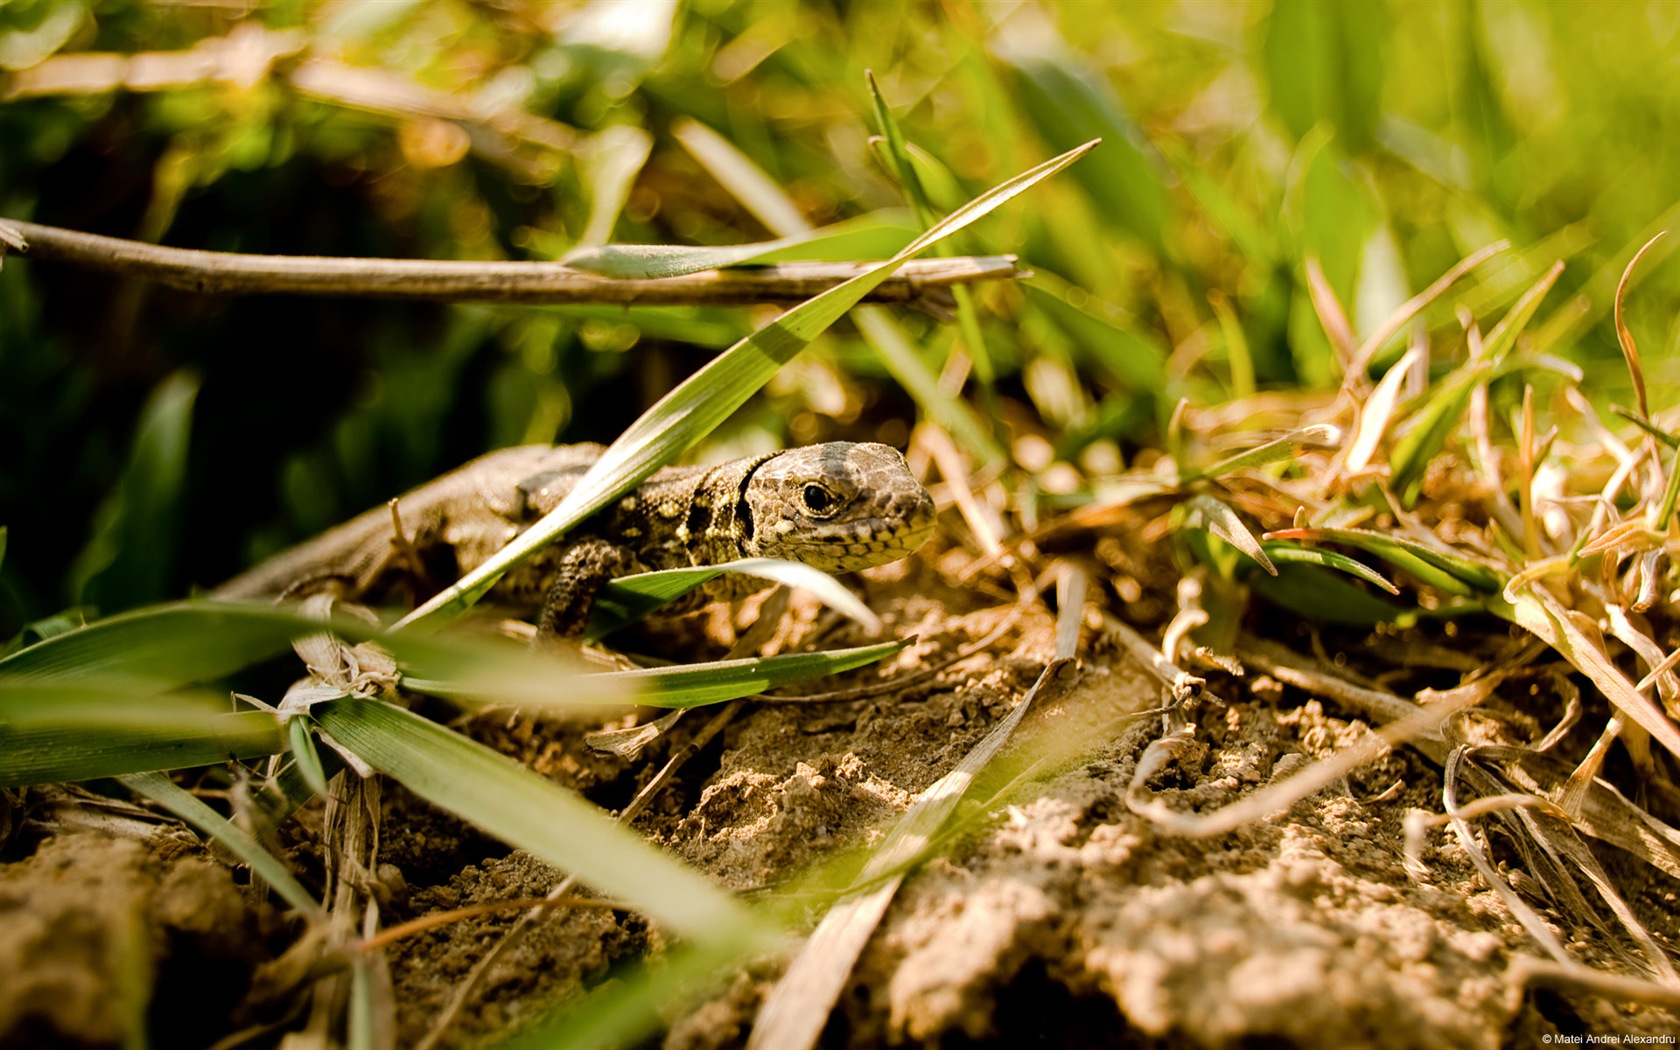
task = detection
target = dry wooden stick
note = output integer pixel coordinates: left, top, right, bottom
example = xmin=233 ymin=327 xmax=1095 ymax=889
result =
xmin=0 ymin=219 xmax=1019 ymax=308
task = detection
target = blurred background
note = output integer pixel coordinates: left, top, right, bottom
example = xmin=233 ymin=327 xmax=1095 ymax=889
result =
xmin=2 ymin=0 xmax=1679 ymax=634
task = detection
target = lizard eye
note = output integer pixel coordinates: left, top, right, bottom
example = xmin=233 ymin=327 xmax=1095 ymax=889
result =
xmin=801 ymin=484 xmax=838 ymax=517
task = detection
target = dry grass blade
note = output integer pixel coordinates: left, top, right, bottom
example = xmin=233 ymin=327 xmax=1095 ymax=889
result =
xmin=748 ymin=569 xmax=1088 ymax=1050
xmin=1614 ymin=232 xmax=1666 ymax=420
xmin=1345 ymin=347 xmax=1421 ymax=472
xmin=1441 ymin=749 xmax=1572 ymax=964
xmin=1346 ymin=239 xmax=1510 ymax=380
xmin=1304 ymin=255 xmax=1355 ymax=367
xmin=1451 ymin=755 xmax=1678 ymax=983
xmin=1498 ymin=589 xmax=1680 ymax=763
xmin=1497 ymin=749 xmax=1680 ymax=881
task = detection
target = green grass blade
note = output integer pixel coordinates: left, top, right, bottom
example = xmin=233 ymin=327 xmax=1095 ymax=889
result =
xmin=866 ymin=71 xmax=936 ymax=229
xmin=121 ymin=770 xmax=319 ymax=916
xmin=1653 ymin=445 xmax=1680 ymax=531
xmin=1266 ymin=526 xmax=1505 ymax=595
xmin=498 ymin=938 xmax=774 ymax=1050
xmin=288 ymin=716 xmax=331 ymax=797
xmin=1000 ymin=50 xmax=1175 ymax=257
xmin=865 ymin=72 xmax=995 ymax=390
xmin=0 ymin=601 xmax=338 ymax=688
xmin=409 ymin=638 xmax=907 ymax=710
xmin=1609 ymin=406 xmax=1680 ymax=449
xmin=586 ymin=557 xmax=881 ymax=640
xmin=1387 ymin=363 xmax=1493 ymax=507
xmin=311 ymin=696 xmax=761 ymax=943
xmin=671 ymin=118 xmax=811 ymax=238
xmin=0 ymin=600 xmax=623 ymax=710
xmin=576 ymin=125 xmax=653 ymax=250
xmin=1022 ymin=273 xmax=1168 ymax=391
xmin=68 ymin=371 xmax=199 ymax=613
xmin=1261 ymin=543 xmax=1400 ymax=594
xmin=1251 ymin=564 xmax=1418 ymax=627
xmin=0 ymin=696 xmax=283 ymax=785
xmin=677 ymin=111 xmax=1005 ymax=466
xmin=562 ymin=212 xmax=916 ymax=279
xmin=1260 ymin=0 xmax=1386 ymax=152
xmin=398 ymin=141 xmax=1096 ymax=629
xmin=852 ymin=310 xmax=1004 ymax=464
xmin=1182 ymin=494 xmax=1277 ymax=575
xmin=1479 ymin=261 xmax=1564 ymax=363
xmin=1185 ymin=424 xmax=1340 ymax=483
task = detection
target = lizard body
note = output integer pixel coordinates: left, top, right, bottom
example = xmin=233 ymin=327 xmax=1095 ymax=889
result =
xmin=214 ymin=442 xmax=936 ymax=631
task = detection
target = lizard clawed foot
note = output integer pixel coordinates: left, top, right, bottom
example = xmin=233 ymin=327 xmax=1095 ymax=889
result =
xmin=536 ymin=538 xmax=634 ymax=640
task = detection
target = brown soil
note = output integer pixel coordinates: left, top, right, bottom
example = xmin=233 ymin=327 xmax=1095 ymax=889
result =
xmin=3 ymin=551 xmax=1677 ymax=1048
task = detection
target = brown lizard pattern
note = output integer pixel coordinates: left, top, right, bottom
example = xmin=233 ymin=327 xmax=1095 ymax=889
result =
xmin=214 ymin=442 xmax=936 ymax=635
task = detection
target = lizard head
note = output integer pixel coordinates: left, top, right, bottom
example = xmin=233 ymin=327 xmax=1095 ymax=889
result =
xmin=740 ymin=442 xmax=936 ymax=571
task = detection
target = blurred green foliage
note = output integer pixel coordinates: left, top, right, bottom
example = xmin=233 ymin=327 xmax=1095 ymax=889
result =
xmin=3 ymin=0 xmax=1679 ymax=633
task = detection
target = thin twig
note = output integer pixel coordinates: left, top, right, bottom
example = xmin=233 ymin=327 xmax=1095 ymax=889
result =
xmin=356 ymin=895 xmax=625 ymax=954
xmin=1 ymin=219 xmax=1020 ymax=308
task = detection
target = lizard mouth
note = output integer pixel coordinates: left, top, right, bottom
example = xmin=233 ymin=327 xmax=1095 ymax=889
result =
xmin=785 ymin=489 xmax=937 ymax=572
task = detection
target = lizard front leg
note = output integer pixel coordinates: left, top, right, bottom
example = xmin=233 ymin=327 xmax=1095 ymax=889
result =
xmin=536 ymin=538 xmax=637 ymax=638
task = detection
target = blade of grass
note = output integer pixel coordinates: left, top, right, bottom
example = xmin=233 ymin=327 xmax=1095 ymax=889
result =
xmin=311 ymin=696 xmax=762 ymax=943
xmin=288 ymin=716 xmax=331 ymax=797
xmin=0 ymin=601 xmax=318 ymax=689
xmin=69 ymin=370 xmax=198 ymax=613
xmin=1262 ymin=543 xmax=1400 ymax=594
xmin=562 ymin=212 xmax=917 ymax=279
xmin=866 ymin=71 xmax=996 ymax=392
xmin=0 ymin=601 xmax=621 ymax=708
xmin=121 ymin=770 xmax=319 ymax=915
xmin=408 ymin=638 xmax=907 ymax=710
xmin=680 ymin=112 xmax=1006 ymax=465
xmin=1614 ymin=232 xmax=1665 ymax=420
xmin=865 ymin=71 xmax=935 ymax=229
xmin=586 ymin=557 xmax=880 ymax=640
xmin=1266 ymin=526 xmax=1505 ymax=595
xmin=1387 ymin=362 xmax=1493 ymax=507
xmin=1250 ymin=563 xmax=1420 ymax=627
xmin=670 ymin=118 xmax=810 ymax=239
xmin=0 ymin=701 xmax=283 ymax=785
xmin=1349 ymin=240 xmax=1509 ymax=376
xmin=1184 ymin=424 xmax=1340 ymax=483
xmin=575 ymin=125 xmax=653 ymax=250
xmin=1345 ymin=346 xmax=1420 ymax=472
xmin=1305 ymin=255 xmax=1356 ymax=366
xmin=1496 ymin=589 xmax=1680 ymax=765
xmin=1182 ymin=494 xmax=1277 ymax=575
xmin=852 ymin=311 xmax=1004 ymax=462
xmin=999 ymin=47 xmax=1175 ymax=258
xmin=398 ymin=141 xmax=1096 ymax=629
xmin=1480 ymin=260 xmax=1564 ymax=364
xmin=749 ymin=570 xmax=1088 ymax=1050
xmin=1023 ymin=272 xmax=1169 ymax=391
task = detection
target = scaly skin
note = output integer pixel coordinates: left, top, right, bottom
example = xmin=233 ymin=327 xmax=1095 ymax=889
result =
xmin=214 ymin=442 xmax=936 ymax=631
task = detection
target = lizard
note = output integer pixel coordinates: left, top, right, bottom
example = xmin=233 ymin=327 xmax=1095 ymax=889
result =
xmin=213 ymin=441 xmax=937 ymax=635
